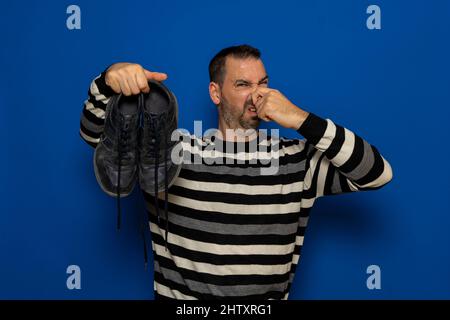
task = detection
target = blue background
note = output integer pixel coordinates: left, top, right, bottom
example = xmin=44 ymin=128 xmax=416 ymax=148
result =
xmin=1 ymin=0 xmax=449 ymax=299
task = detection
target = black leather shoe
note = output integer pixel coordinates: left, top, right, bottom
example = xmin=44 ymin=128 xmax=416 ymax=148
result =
xmin=138 ymin=80 xmax=181 ymax=195
xmin=138 ymin=80 xmax=181 ymax=247
xmin=94 ymin=94 xmax=140 ymax=228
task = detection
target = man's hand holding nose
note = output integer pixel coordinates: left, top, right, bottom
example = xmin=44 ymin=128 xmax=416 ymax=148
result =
xmin=251 ymin=87 xmax=310 ymax=130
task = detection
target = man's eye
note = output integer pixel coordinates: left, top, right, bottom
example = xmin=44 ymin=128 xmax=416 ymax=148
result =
xmin=237 ymin=83 xmax=248 ymax=87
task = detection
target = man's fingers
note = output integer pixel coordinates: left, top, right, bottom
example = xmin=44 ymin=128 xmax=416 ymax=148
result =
xmin=135 ymin=72 xmax=150 ymax=93
xmin=254 ymin=87 xmax=273 ymax=96
xmin=108 ymin=78 xmax=121 ymax=94
xmin=251 ymin=91 xmax=260 ymax=106
xmin=118 ymin=78 xmax=132 ymax=96
xmin=126 ymin=76 xmax=141 ymax=95
xmin=251 ymin=87 xmax=273 ymax=105
xmin=251 ymin=90 xmax=266 ymax=106
xmin=105 ymin=63 xmax=168 ymax=95
xmin=257 ymin=107 xmax=271 ymax=122
xmin=254 ymin=95 xmax=272 ymax=122
xmin=254 ymin=93 xmax=267 ymax=110
xmin=144 ymin=69 xmax=168 ymax=81
xmin=256 ymin=105 xmax=271 ymax=122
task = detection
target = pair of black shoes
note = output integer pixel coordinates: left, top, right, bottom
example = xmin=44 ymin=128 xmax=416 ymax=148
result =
xmin=94 ymin=80 xmax=181 ymax=232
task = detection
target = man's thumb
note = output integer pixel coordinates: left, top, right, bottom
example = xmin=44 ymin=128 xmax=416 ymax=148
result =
xmin=144 ymin=69 xmax=168 ymax=81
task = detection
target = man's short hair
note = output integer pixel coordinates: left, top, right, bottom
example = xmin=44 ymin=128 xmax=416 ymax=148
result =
xmin=209 ymin=44 xmax=261 ymax=86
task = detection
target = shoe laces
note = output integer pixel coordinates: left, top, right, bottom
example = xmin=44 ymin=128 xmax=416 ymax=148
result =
xmin=114 ymin=94 xmax=153 ymax=269
xmin=139 ymin=95 xmax=172 ymax=269
xmin=146 ymin=112 xmax=170 ymax=251
xmin=114 ymin=92 xmax=175 ymax=271
xmin=116 ymin=96 xmax=141 ymax=230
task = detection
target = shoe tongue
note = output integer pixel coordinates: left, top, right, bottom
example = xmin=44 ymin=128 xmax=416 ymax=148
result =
xmin=118 ymin=95 xmax=140 ymax=116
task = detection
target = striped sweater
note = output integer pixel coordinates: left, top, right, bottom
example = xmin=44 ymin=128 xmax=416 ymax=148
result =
xmin=79 ymin=70 xmax=393 ymax=300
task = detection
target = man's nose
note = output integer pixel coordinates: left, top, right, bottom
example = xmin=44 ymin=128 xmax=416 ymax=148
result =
xmin=250 ymin=83 xmax=259 ymax=93
xmin=248 ymin=85 xmax=258 ymax=104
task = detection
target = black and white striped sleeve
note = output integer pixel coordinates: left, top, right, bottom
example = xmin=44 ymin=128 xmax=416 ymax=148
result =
xmin=79 ymin=70 xmax=115 ymax=148
xmin=297 ymin=112 xmax=393 ymax=198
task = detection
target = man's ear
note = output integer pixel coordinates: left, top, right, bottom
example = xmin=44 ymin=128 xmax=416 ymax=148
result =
xmin=209 ymin=82 xmax=221 ymax=105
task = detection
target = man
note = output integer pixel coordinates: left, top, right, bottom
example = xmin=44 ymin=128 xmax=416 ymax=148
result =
xmin=79 ymin=44 xmax=393 ymax=300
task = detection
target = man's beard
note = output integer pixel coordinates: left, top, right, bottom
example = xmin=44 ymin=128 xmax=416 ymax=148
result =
xmin=220 ymin=96 xmax=260 ymax=130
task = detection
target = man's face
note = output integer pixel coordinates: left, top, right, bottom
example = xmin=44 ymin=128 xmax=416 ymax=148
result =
xmin=217 ymin=57 xmax=268 ymax=130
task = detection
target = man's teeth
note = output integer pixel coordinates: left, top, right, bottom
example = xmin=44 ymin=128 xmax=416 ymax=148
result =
xmin=249 ymin=107 xmax=256 ymax=112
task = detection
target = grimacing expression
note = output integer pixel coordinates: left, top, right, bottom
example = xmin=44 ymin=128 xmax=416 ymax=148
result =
xmin=218 ymin=57 xmax=269 ymax=130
